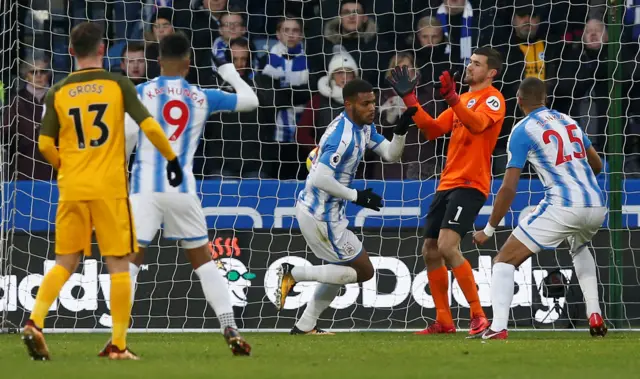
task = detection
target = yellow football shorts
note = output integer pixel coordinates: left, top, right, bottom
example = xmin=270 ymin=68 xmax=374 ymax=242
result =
xmin=55 ymin=198 xmax=138 ymax=256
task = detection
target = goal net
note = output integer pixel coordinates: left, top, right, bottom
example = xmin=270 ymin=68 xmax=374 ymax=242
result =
xmin=1 ymin=0 xmax=639 ymax=332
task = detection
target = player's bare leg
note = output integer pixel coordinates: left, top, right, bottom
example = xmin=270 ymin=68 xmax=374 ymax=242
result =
xmin=571 ymin=244 xmax=607 ymax=337
xmin=482 ymin=234 xmax=533 ymax=340
xmin=416 ymin=238 xmax=456 ymax=335
xmin=22 ymin=252 xmax=81 ymax=360
xmin=278 ymin=249 xmax=374 ymax=335
xmin=185 ymin=244 xmax=251 ymax=356
xmin=438 ymin=229 xmax=489 ymax=338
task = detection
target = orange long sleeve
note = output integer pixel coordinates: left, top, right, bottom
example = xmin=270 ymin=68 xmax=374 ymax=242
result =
xmin=412 ymin=107 xmax=454 ymax=140
xmin=451 ymin=102 xmax=493 ymax=134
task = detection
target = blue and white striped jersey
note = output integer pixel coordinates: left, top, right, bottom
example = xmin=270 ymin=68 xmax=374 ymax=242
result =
xmin=128 ymin=76 xmax=237 ymax=194
xmin=298 ymin=112 xmax=386 ymax=221
xmin=507 ymin=107 xmax=603 ymax=207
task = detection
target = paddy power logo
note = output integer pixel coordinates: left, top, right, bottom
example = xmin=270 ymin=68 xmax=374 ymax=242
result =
xmin=209 ymin=237 xmax=256 ymax=307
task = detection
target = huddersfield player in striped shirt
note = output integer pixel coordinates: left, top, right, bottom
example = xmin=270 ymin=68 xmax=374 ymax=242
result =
xmin=474 ymin=77 xmax=606 ymax=340
xmin=99 ymin=32 xmax=259 ymax=356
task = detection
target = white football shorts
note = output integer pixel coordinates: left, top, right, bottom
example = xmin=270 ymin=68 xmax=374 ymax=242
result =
xmin=130 ymin=192 xmax=208 ymax=249
xmin=296 ymin=204 xmax=363 ymax=263
xmin=513 ymin=203 xmax=607 ymax=254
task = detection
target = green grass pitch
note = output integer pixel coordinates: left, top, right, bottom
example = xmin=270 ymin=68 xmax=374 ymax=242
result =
xmin=2 ymin=332 xmax=639 ymax=379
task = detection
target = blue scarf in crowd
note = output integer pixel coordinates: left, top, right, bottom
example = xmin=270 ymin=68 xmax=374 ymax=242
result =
xmin=625 ymin=0 xmax=640 ymax=41
xmin=262 ymin=42 xmax=309 ymax=143
xmin=436 ymin=1 xmax=474 ymax=66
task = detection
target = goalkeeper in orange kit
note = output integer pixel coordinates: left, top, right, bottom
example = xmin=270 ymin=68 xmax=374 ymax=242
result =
xmin=388 ymin=46 xmax=505 ymax=337
xmin=21 ymin=22 xmax=183 ymax=360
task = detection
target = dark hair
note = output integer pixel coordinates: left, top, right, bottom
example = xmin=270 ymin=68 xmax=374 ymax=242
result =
xmin=159 ymin=31 xmax=190 ymax=59
xmin=70 ymin=22 xmax=104 ymax=58
xmin=473 ymin=46 xmax=503 ymax=76
xmin=155 ymin=7 xmax=174 ymax=23
xmin=220 ymin=11 xmax=246 ymax=26
xmin=229 ymin=37 xmax=250 ymax=50
xmin=340 ymin=0 xmax=364 ymax=12
xmin=124 ymin=42 xmax=145 ymax=56
xmin=518 ymin=77 xmax=546 ymax=106
xmin=342 ymin=78 xmax=373 ymax=101
xmin=276 ymin=17 xmax=302 ymax=32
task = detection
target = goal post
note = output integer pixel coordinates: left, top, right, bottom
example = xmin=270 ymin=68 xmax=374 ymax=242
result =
xmin=1 ymin=0 xmax=639 ymax=333
xmin=606 ymin=0 xmax=624 ymax=329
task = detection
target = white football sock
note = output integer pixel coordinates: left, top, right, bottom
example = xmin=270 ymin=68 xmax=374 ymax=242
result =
xmin=195 ymin=260 xmax=237 ymax=332
xmin=129 ymin=262 xmax=140 ymax=303
xmin=296 ymin=283 xmax=341 ymax=332
xmin=291 ymin=265 xmax=358 ymax=284
xmin=572 ymin=246 xmax=602 ymax=317
xmin=490 ymin=262 xmax=516 ymax=332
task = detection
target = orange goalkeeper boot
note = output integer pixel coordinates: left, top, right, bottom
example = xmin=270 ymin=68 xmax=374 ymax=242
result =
xmin=589 ymin=313 xmax=607 ymax=337
xmin=467 ymin=315 xmax=490 ymax=339
xmin=22 ymin=320 xmax=50 ymax=361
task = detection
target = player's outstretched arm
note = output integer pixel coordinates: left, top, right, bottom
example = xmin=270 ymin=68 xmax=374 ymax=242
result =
xmin=371 ymin=107 xmax=416 ymax=162
xmin=310 ymin=163 xmax=382 ymax=211
xmin=387 ymin=66 xmax=453 ymax=140
xmin=38 ymin=89 xmax=60 ymax=170
xmin=212 ymin=56 xmax=259 ymax=112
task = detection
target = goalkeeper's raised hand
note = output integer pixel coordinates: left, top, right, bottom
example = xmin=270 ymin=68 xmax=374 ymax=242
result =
xmin=387 ymin=66 xmax=418 ymax=98
xmin=353 ymin=188 xmax=383 ymax=211
xmin=393 ymin=107 xmax=418 ymax=135
xmin=166 ymin=157 xmax=184 ymax=187
xmin=435 ymin=71 xmax=461 ymax=106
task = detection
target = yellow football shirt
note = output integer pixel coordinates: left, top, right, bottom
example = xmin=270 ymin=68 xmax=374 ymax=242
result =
xmin=40 ymin=69 xmax=151 ymax=201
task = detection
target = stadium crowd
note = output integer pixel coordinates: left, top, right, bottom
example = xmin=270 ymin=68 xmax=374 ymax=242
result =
xmin=3 ymin=0 xmax=640 ymax=181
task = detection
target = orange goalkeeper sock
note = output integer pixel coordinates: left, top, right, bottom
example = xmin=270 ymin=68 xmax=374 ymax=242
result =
xmin=452 ymin=260 xmax=485 ymax=318
xmin=110 ymin=272 xmax=132 ymax=351
xmin=427 ymin=265 xmax=453 ymax=326
xmin=30 ymin=264 xmax=71 ymax=329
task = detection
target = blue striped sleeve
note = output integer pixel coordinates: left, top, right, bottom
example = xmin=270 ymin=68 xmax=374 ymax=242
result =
xmin=319 ymin=121 xmax=349 ymax=171
xmin=506 ymin=123 xmax=532 ymax=169
xmin=367 ymin=123 xmax=386 ymax=150
xmin=204 ymin=89 xmax=238 ymax=114
xmin=582 ymin=129 xmax=592 ymax=149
